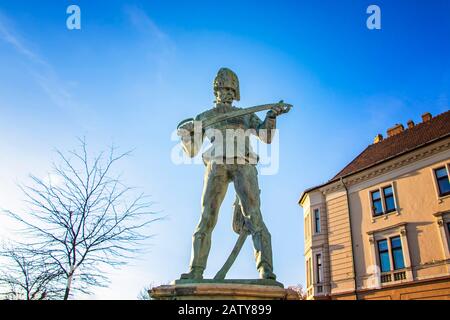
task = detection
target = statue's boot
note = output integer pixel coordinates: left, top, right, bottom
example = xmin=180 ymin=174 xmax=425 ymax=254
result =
xmin=180 ymin=267 xmax=204 ymax=280
xmin=251 ymin=227 xmax=276 ymax=280
xmin=180 ymin=232 xmax=210 ymax=280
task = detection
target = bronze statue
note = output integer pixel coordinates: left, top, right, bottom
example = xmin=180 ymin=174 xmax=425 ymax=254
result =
xmin=177 ymin=68 xmax=291 ymax=281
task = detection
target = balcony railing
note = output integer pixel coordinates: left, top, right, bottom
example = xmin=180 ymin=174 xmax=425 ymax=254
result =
xmin=380 ymin=270 xmax=407 ymax=284
xmin=380 ymin=273 xmax=391 ymax=283
xmin=393 ymin=271 xmax=406 ymax=281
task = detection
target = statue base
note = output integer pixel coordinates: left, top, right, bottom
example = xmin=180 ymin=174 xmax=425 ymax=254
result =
xmin=149 ymin=279 xmax=300 ymax=300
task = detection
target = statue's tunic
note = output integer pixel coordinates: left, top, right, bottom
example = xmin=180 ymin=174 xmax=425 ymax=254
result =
xmin=180 ymin=103 xmax=277 ymax=277
xmin=181 ymin=104 xmax=276 ymax=165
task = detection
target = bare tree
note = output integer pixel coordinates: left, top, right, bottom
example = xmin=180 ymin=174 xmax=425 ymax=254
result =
xmin=0 ymin=244 xmax=63 ymax=300
xmin=137 ymin=284 xmax=153 ymax=300
xmin=287 ymin=284 xmax=307 ymax=300
xmin=4 ymin=139 xmax=159 ymax=300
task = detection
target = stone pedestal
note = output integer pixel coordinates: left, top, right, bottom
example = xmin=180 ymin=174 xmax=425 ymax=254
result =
xmin=150 ymin=279 xmax=300 ymax=300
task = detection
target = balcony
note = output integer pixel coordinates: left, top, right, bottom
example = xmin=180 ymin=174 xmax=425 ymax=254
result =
xmin=394 ymin=271 xmax=407 ymax=281
xmin=380 ymin=270 xmax=407 ymax=284
xmin=380 ymin=273 xmax=391 ymax=283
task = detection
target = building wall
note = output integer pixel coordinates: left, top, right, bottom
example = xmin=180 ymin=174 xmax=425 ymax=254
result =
xmin=301 ymin=137 xmax=450 ymax=300
xmin=303 ymin=191 xmax=332 ymax=298
xmin=355 ymin=276 xmax=450 ymax=300
xmin=325 ymin=191 xmax=355 ymax=296
xmin=349 ymin=147 xmax=450 ymax=289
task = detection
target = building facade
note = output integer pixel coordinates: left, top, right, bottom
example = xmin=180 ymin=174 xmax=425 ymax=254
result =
xmin=299 ymin=111 xmax=450 ymax=300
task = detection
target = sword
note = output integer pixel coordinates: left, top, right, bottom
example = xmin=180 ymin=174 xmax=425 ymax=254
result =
xmin=214 ymin=231 xmax=249 ymax=280
xmin=177 ymin=101 xmax=292 ymax=131
xmin=214 ymin=196 xmax=249 ymax=280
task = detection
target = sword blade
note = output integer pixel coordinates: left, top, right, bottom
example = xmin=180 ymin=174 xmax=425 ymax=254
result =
xmin=176 ymin=102 xmax=292 ymax=130
xmin=214 ymin=232 xmax=249 ymax=280
xmin=203 ymin=102 xmax=292 ymax=128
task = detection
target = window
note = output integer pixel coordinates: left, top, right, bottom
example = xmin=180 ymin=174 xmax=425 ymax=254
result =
xmin=304 ymin=217 xmax=308 ymax=240
xmin=390 ymin=236 xmax=405 ymax=270
xmin=434 ymin=212 xmax=450 ymax=259
xmin=435 ymin=167 xmax=450 ymax=197
xmin=371 ymin=190 xmax=383 ymax=216
xmin=377 ymin=236 xmax=405 ymax=273
xmin=314 ymin=209 xmax=321 ymax=234
xmin=447 ymin=222 xmax=450 ymax=248
xmin=306 ymin=259 xmax=309 ymax=287
xmin=316 ymin=254 xmax=323 ymax=283
xmin=383 ymin=186 xmax=396 ymax=213
xmin=370 ymin=185 xmax=397 ymax=217
xmin=377 ymin=239 xmax=391 ymax=272
xmin=306 ymin=258 xmax=312 ymax=287
xmin=369 ymin=225 xmax=411 ymax=284
xmin=304 ymin=213 xmax=311 ymax=240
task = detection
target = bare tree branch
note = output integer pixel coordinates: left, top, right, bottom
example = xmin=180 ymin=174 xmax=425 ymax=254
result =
xmin=2 ymin=139 xmax=160 ymax=300
xmin=0 ymin=244 xmax=64 ymax=300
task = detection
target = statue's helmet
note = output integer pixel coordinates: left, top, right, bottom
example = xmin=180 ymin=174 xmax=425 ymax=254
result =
xmin=213 ymin=68 xmax=240 ymax=101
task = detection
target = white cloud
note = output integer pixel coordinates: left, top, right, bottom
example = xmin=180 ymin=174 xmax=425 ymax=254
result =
xmin=123 ymin=5 xmax=176 ymax=83
xmin=124 ymin=5 xmax=171 ymax=44
xmin=0 ymin=12 xmax=44 ymax=64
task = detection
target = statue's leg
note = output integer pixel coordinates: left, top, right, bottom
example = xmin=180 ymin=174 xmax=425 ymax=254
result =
xmin=181 ymin=163 xmax=229 ymax=279
xmin=233 ymin=164 xmax=276 ymax=280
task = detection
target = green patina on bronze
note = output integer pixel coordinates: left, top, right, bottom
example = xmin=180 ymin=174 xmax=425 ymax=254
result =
xmin=176 ymin=67 xmax=292 ymax=283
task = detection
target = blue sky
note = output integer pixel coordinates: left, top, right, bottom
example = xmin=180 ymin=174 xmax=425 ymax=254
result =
xmin=0 ymin=0 xmax=449 ymax=299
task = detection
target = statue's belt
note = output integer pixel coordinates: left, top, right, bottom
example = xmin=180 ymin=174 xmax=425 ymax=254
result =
xmin=177 ymin=102 xmax=293 ymax=130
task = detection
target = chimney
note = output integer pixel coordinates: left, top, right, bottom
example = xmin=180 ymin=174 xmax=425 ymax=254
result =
xmin=387 ymin=124 xmax=404 ymax=137
xmin=421 ymin=112 xmax=432 ymax=123
xmin=407 ymin=120 xmax=415 ymax=129
xmin=373 ymin=134 xmax=384 ymax=144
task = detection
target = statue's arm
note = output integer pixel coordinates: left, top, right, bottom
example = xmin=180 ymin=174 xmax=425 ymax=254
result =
xmin=251 ymin=113 xmax=277 ymax=144
xmin=178 ymin=115 xmax=204 ymax=157
xmin=180 ymin=135 xmax=203 ymax=158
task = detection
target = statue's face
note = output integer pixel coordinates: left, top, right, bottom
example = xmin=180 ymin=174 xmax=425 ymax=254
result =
xmin=215 ymin=87 xmax=235 ymax=105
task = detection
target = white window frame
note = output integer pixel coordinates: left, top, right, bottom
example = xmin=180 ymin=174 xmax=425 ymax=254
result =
xmin=376 ymin=238 xmax=392 ymax=273
xmin=368 ymin=182 xmax=399 ymax=220
xmin=315 ymin=253 xmax=323 ymax=284
xmin=309 ymin=248 xmax=326 ymax=296
xmin=433 ymin=211 xmax=450 ymax=260
xmin=367 ymin=223 xmax=413 ymax=286
xmin=313 ymin=208 xmax=321 ymax=235
xmin=304 ymin=216 xmax=308 ymax=240
xmin=306 ymin=256 xmax=313 ymax=288
xmin=431 ymin=163 xmax=450 ymax=200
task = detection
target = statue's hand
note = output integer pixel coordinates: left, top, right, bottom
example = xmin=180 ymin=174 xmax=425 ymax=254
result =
xmin=267 ymin=100 xmax=285 ymax=118
xmin=177 ymin=121 xmax=195 ymax=137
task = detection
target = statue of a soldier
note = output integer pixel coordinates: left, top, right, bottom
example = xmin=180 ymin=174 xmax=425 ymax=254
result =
xmin=177 ymin=68 xmax=290 ymax=281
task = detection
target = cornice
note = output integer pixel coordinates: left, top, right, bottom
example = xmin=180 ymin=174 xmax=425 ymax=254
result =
xmin=320 ymin=138 xmax=450 ymax=196
xmin=367 ymin=222 xmax=407 ymax=236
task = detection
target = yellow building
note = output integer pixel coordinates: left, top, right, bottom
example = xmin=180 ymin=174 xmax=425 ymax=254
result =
xmin=299 ymin=111 xmax=450 ymax=300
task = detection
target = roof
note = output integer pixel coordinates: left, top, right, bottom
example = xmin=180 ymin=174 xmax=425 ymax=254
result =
xmin=299 ymin=109 xmax=450 ymax=204
xmin=333 ymin=110 xmax=450 ymax=179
